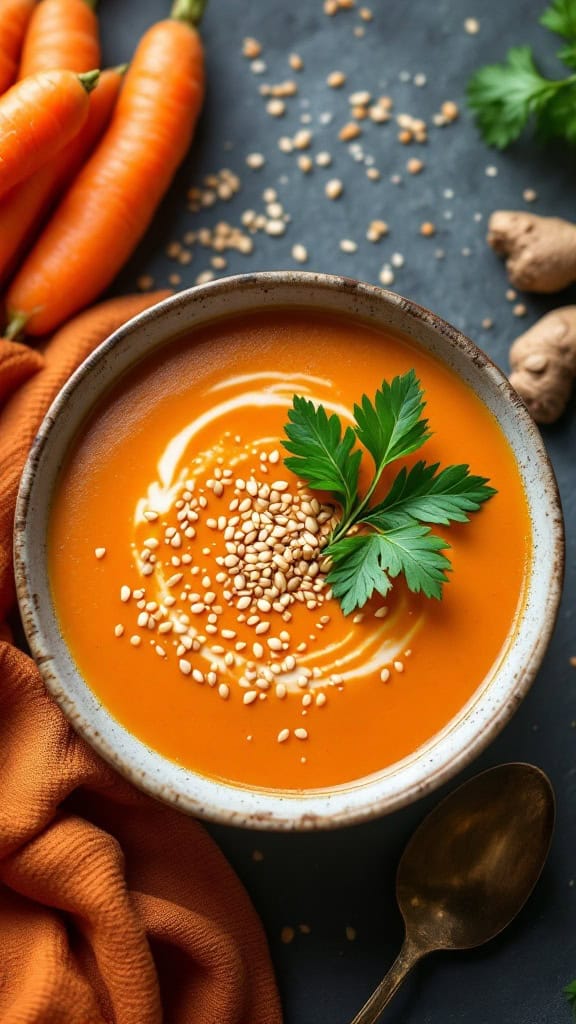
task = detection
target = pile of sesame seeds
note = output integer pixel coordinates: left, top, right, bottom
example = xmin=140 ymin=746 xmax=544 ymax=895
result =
xmin=95 ymin=437 xmax=411 ymax=753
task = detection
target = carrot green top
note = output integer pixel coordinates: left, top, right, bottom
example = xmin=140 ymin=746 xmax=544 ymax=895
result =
xmin=171 ymin=0 xmax=207 ymax=26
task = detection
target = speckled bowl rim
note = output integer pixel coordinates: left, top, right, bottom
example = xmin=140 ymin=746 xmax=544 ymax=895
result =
xmin=14 ymin=272 xmax=565 ymax=830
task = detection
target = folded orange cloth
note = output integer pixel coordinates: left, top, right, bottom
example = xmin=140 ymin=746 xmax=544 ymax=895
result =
xmin=0 ymin=296 xmax=282 ymax=1024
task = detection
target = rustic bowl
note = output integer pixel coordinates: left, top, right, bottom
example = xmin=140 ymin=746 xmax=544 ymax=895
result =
xmin=14 ymin=273 xmax=564 ymax=830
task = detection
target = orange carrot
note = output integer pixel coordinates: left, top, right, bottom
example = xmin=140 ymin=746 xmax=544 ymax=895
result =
xmin=7 ymin=0 xmax=205 ymax=337
xmin=19 ymin=0 xmax=99 ymax=78
xmin=0 ymin=67 xmax=123 ymax=286
xmin=0 ymin=0 xmax=36 ymax=93
xmin=0 ymin=68 xmax=98 ymax=202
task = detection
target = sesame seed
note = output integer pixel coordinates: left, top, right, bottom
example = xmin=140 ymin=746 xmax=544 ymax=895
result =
xmin=464 ymin=16 xmax=480 ymax=34
xmin=294 ymin=728 xmax=308 ymax=740
xmin=380 ymin=668 xmax=391 ymax=683
xmin=316 ymin=151 xmax=332 ymax=167
xmin=339 ymin=121 xmax=361 ymax=141
xmin=114 ymin=624 xmax=124 ymax=637
xmin=277 ymin=728 xmax=290 ymax=743
xmin=407 ymin=157 xmax=424 ymax=174
xmin=242 ymin=37 xmax=262 ymax=58
xmin=120 ymin=585 xmax=131 ymax=603
xmin=179 ymin=659 xmax=192 ymax=675
xmin=246 ymin=152 xmax=265 ymax=170
xmin=327 ymin=70 xmax=346 ymax=88
xmin=325 ymin=178 xmax=343 ymax=200
xmin=393 ymin=660 xmax=404 ymax=673
xmin=218 ymin=683 xmax=230 ymax=700
xmin=243 ymin=691 xmax=259 ymax=705
xmin=420 ymin=221 xmax=436 ymax=237
xmin=265 ymin=219 xmax=286 ymax=237
xmin=340 ymin=238 xmax=358 ymax=253
xmin=349 ymin=90 xmax=372 ymax=106
xmin=441 ymin=100 xmax=459 ymax=122
xmin=367 ymin=219 xmax=389 ymax=242
xmin=94 ymin=547 xmax=106 ymax=559
xmin=130 ymin=635 xmax=141 ymax=647
xmin=266 ymin=98 xmax=286 ymax=117
xmin=292 ymin=243 xmax=308 ymax=263
xmin=293 ymin=129 xmax=312 ymax=149
xmin=379 ymin=264 xmax=395 ymax=286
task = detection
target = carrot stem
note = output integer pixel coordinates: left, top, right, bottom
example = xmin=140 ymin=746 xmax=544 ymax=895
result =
xmin=78 ymin=69 xmax=100 ymax=93
xmin=171 ymin=0 xmax=207 ymax=26
xmin=5 ymin=311 xmax=29 ymax=341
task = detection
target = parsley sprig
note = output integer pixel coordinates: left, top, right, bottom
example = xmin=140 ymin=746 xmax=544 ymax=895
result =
xmin=282 ymin=370 xmax=496 ymax=616
xmin=467 ymin=0 xmax=576 ymax=148
xmin=565 ymin=979 xmax=576 ymax=1018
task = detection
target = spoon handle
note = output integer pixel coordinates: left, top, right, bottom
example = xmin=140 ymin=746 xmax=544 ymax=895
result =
xmin=349 ymin=938 xmax=423 ymax=1024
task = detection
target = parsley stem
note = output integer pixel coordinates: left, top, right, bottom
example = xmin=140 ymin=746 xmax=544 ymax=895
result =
xmin=330 ymin=465 xmax=386 ymax=542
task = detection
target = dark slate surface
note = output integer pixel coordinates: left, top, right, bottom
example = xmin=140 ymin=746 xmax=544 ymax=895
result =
xmin=98 ymin=2 xmax=576 ymax=1020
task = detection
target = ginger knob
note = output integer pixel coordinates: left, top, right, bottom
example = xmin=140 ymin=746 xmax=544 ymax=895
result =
xmin=509 ymin=307 xmax=576 ymax=423
xmin=488 ymin=211 xmax=576 ymax=293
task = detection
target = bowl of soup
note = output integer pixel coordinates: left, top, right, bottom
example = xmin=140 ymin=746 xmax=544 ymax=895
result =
xmin=14 ymin=273 xmax=564 ymax=829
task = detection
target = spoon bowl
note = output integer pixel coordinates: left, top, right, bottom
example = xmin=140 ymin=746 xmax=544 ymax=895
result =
xmin=351 ymin=763 xmax=555 ymax=1023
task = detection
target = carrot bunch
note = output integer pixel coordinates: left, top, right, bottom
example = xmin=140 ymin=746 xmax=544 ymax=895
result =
xmin=0 ymin=0 xmax=207 ymax=340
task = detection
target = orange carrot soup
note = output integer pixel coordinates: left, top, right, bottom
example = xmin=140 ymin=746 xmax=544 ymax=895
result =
xmin=48 ymin=310 xmax=530 ymax=790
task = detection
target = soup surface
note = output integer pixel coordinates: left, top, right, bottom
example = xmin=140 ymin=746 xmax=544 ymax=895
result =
xmin=49 ymin=309 xmax=530 ymax=790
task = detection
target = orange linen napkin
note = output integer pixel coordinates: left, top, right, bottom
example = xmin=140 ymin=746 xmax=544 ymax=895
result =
xmin=0 ymin=295 xmax=283 ymax=1024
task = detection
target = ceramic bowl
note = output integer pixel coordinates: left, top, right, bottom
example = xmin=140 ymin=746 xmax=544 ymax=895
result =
xmin=14 ymin=273 xmax=564 ymax=830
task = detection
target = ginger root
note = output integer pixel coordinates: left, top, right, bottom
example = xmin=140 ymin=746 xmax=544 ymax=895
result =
xmin=509 ymin=307 xmax=576 ymax=423
xmin=488 ymin=211 xmax=576 ymax=293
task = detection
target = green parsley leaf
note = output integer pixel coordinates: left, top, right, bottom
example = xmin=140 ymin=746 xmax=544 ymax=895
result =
xmin=538 ymin=78 xmax=576 ymax=139
xmin=281 ymin=372 xmax=496 ymax=615
xmin=361 ymin=461 xmax=497 ymax=529
xmin=467 ymin=46 xmax=562 ymax=148
xmin=541 ymin=0 xmax=576 ymax=67
xmin=325 ymin=534 xmax=394 ymax=615
xmin=564 ymin=978 xmax=576 ymax=1015
xmin=283 ymin=394 xmax=362 ymax=519
xmin=353 ymin=369 xmax=430 ymax=473
xmin=326 ymin=525 xmax=451 ymax=612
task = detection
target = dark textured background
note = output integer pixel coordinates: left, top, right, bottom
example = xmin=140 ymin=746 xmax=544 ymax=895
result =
xmin=99 ymin=2 xmax=576 ymax=1020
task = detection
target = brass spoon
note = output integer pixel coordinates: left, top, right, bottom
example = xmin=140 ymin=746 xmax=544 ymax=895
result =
xmin=351 ymin=762 xmax=555 ymax=1024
